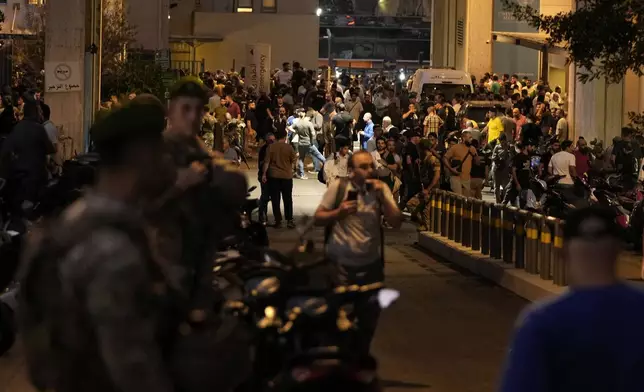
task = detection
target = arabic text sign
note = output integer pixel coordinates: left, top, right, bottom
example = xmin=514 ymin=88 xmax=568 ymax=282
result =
xmin=45 ymin=61 xmax=82 ymax=93
xmin=245 ymin=44 xmax=271 ymax=94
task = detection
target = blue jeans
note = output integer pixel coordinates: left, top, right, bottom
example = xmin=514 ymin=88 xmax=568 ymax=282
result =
xmin=297 ymin=144 xmax=326 ymax=176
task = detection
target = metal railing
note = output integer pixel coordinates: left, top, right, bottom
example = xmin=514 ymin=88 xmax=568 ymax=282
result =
xmin=426 ymin=189 xmax=567 ymax=286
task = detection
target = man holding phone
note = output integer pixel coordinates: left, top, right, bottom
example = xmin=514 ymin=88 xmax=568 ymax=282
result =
xmin=314 ymin=150 xmax=402 ymax=355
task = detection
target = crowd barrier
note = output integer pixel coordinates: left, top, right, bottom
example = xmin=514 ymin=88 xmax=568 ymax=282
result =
xmin=425 ymin=189 xmax=568 ymax=286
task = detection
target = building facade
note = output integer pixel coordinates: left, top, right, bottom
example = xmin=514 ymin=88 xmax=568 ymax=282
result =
xmin=169 ymin=0 xmax=320 ymax=73
xmin=434 ymin=0 xmax=644 ymax=144
xmin=318 ymin=0 xmax=430 ymax=73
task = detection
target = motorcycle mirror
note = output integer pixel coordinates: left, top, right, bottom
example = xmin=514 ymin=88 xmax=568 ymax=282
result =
xmin=377 ymin=288 xmax=400 ymax=309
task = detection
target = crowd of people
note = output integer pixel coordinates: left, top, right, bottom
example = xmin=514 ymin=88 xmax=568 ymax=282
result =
xmin=186 ymin=64 xmax=588 ymax=229
xmin=1 ymin=58 xmax=644 ymax=392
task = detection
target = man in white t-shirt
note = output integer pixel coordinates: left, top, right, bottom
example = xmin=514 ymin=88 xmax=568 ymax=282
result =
xmin=548 ymin=139 xmax=579 ymax=204
xmin=315 ymin=150 xmax=402 ymax=354
xmin=274 ymin=62 xmax=293 ymax=86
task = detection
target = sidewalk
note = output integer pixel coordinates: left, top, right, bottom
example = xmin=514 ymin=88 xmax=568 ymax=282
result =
xmin=417 ymin=231 xmax=643 ymax=302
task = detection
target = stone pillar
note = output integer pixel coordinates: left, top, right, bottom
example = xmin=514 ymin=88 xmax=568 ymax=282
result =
xmin=573 ymin=70 xmax=623 ymax=143
xmin=464 ymin=0 xmax=492 ymax=79
xmin=45 ymin=0 xmax=86 ymax=155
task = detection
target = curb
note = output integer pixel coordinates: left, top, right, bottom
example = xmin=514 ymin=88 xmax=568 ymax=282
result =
xmin=418 ymin=232 xmax=566 ymax=302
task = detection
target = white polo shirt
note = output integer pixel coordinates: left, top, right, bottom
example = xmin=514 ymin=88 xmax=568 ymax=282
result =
xmin=320 ymin=180 xmax=396 ymax=267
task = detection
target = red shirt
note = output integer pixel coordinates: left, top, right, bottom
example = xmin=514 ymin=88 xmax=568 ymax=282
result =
xmin=574 ymin=150 xmax=591 ymax=177
xmin=227 ymin=101 xmax=241 ymax=119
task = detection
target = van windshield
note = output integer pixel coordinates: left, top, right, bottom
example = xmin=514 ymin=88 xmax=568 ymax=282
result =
xmin=422 ymin=83 xmax=472 ymax=101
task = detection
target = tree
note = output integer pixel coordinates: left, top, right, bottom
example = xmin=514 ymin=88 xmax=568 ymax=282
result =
xmin=12 ymin=0 xmax=164 ymax=99
xmin=11 ymin=6 xmax=45 ymax=90
xmin=100 ymin=0 xmax=165 ymax=99
xmin=501 ymin=0 xmax=643 ymax=84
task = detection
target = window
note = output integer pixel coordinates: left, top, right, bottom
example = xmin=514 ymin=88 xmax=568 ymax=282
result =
xmin=262 ymin=0 xmax=276 ymax=12
xmin=235 ymin=0 xmax=253 ymax=13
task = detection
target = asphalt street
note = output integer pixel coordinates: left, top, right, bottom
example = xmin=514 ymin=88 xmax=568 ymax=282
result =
xmin=0 ymin=172 xmax=528 ymax=392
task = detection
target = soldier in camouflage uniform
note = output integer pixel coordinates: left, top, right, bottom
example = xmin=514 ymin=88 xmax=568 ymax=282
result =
xmin=18 ymin=96 xmax=179 ymax=392
xmin=147 ymin=79 xmax=251 ymax=392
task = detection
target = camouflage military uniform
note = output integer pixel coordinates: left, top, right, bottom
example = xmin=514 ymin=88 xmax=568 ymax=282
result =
xmin=18 ymin=192 xmax=180 ymax=392
xmin=146 ymin=134 xmax=251 ymax=392
xmin=148 ymin=133 xmax=247 ymax=310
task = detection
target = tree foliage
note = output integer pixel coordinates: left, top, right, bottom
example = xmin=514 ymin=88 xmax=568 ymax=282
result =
xmin=12 ymin=6 xmax=46 ymax=89
xmin=12 ymin=0 xmax=164 ymax=99
xmin=501 ymin=0 xmax=644 ymax=84
xmin=100 ymin=0 xmax=165 ymax=99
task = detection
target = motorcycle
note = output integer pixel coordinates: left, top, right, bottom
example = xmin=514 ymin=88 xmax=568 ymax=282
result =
xmin=33 ymin=152 xmax=100 ymax=219
xmin=215 ymin=219 xmax=398 ymax=392
xmin=239 ymin=186 xmax=269 ymax=248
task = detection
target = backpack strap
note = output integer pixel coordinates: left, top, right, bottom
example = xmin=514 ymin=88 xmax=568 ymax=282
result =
xmin=324 ymin=177 xmax=350 ymax=245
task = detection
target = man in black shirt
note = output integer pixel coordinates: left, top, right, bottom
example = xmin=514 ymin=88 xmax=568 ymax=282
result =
xmin=0 ymin=95 xmax=54 ymax=219
xmin=255 ymin=93 xmax=272 ymax=141
xmin=507 ymin=141 xmax=535 ymax=207
xmin=257 ymin=132 xmax=276 ymax=224
xmin=521 ymin=115 xmax=541 ymax=145
xmin=245 ymin=101 xmax=259 ymax=145
xmin=291 ymin=62 xmax=307 ymax=97
xmin=402 ymin=130 xmax=422 ymax=205
xmin=540 ymin=139 xmax=560 ymax=178
xmin=332 ymin=104 xmax=354 ymax=140
xmin=309 ymin=85 xmax=327 ymax=112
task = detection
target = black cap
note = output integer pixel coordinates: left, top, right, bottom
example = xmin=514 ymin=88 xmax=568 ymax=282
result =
xmin=563 ymin=206 xmax=620 ymax=241
xmin=169 ymin=77 xmax=208 ymax=104
xmin=92 ymin=94 xmax=166 ymax=165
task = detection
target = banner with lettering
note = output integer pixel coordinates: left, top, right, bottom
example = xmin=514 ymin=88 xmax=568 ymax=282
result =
xmin=245 ymin=44 xmax=272 ymax=94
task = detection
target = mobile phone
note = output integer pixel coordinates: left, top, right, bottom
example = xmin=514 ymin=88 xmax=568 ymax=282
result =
xmin=347 ymin=190 xmax=359 ymax=201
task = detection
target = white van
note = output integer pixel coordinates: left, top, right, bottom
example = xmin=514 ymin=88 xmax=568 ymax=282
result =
xmin=409 ymin=68 xmax=474 ymax=100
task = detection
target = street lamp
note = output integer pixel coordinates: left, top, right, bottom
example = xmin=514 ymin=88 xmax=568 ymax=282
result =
xmin=316 ymin=7 xmax=322 ymax=16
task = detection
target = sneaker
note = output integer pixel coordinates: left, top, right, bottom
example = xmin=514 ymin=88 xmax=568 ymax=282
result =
xmin=298 ymin=175 xmax=309 ymax=180
xmin=287 ymin=220 xmax=296 ymax=229
xmin=273 ymin=221 xmax=282 ymax=229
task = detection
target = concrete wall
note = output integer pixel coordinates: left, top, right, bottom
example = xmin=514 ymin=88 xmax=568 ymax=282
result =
xmin=126 ymin=0 xmax=169 ymax=50
xmin=573 ymin=76 xmax=624 ymax=143
xmin=464 ymin=0 xmax=492 ymax=79
xmin=431 ymin=0 xmax=497 ymax=78
xmin=192 ymin=12 xmax=319 ymax=71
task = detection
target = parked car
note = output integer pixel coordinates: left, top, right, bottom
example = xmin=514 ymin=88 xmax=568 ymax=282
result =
xmin=457 ymin=100 xmax=511 ymax=130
